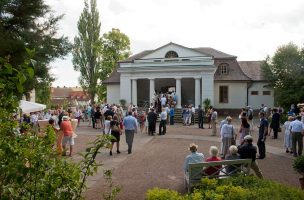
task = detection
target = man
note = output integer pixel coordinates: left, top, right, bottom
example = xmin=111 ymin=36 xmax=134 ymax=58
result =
xmin=289 ymin=115 xmax=304 ymax=157
xmin=159 ymin=107 xmax=167 ymax=135
xmin=169 ymin=106 xmax=175 ymax=125
xmin=161 ymin=95 xmax=167 ymax=107
xmin=211 ymin=108 xmax=217 ymax=136
xmin=123 ymin=111 xmax=138 ymax=154
xmin=60 ymin=116 xmax=74 ymax=156
xmin=147 ymin=108 xmax=158 ymax=135
xmin=44 ymin=110 xmax=52 ymax=120
xmin=238 ymin=135 xmax=263 ymax=178
xmin=191 ymin=105 xmax=195 ymax=125
xmin=104 ymin=107 xmax=114 ymax=119
xmin=219 ymin=116 xmax=230 ymax=155
xmin=183 ymin=143 xmax=204 ymax=173
xmin=197 ymin=105 xmax=204 ymax=129
xmin=257 ymin=112 xmax=268 ymax=159
xmin=270 ymin=108 xmax=280 ymax=139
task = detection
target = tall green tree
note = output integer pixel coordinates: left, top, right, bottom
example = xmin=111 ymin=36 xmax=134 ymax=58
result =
xmin=262 ymin=43 xmax=304 ymax=109
xmin=98 ymin=28 xmax=131 ymax=100
xmin=0 ymin=0 xmax=72 ymax=101
xmin=73 ymin=0 xmax=102 ymax=102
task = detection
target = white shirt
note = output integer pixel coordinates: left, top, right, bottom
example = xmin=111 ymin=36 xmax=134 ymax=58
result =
xmin=160 ymin=111 xmax=167 ymax=120
xmin=104 ymin=120 xmax=111 ymax=134
xmin=221 ymin=124 xmax=235 ymax=138
xmin=161 ymin=97 xmax=167 ymax=106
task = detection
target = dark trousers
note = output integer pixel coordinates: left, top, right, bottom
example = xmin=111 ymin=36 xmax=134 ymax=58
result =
xmin=159 ymin=120 xmax=166 ymax=135
xmin=292 ymin=132 xmax=303 ymax=156
xmin=148 ymin=122 xmax=156 ymax=135
xmin=273 ymin=127 xmax=279 ymax=139
xmin=92 ymin=117 xmax=96 ymax=128
xmin=125 ymin=130 xmax=135 ymax=154
xmin=257 ymin=139 xmax=266 ymax=158
xmin=191 ymin=114 xmax=194 ymax=125
xmin=170 ymin=116 xmax=174 ymax=125
xmin=198 ymin=116 xmax=204 ymax=128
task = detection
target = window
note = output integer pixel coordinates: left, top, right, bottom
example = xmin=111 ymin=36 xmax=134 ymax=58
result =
xmin=219 ymin=63 xmax=229 ymax=74
xmin=165 ymin=51 xmax=178 ymax=58
xmin=251 ymin=91 xmax=258 ymax=95
xmin=219 ymin=86 xmax=228 ymax=103
xmin=263 ymin=91 xmax=271 ymax=95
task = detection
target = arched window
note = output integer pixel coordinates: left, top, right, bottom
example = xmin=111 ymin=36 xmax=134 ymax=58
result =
xmin=219 ymin=63 xmax=229 ymax=74
xmin=165 ymin=51 xmax=178 ymax=58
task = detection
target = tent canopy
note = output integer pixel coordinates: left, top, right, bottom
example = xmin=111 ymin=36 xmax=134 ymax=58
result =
xmin=20 ymin=100 xmax=46 ymax=113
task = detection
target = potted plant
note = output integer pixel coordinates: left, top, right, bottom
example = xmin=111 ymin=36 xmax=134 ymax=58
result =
xmin=119 ymin=99 xmax=127 ymax=109
xmin=292 ymin=155 xmax=304 ymax=190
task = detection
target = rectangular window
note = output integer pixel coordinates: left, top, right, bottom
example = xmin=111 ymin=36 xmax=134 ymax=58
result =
xmin=219 ymin=86 xmax=228 ymax=103
xmin=263 ymin=91 xmax=271 ymax=95
xmin=251 ymin=91 xmax=258 ymax=95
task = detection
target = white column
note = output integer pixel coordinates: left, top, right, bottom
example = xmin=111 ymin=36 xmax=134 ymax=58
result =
xmin=195 ymin=77 xmax=201 ymax=108
xmin=132 ymin=79 xmax=137 ymax=106
xmin=175 ymin=78 xmax=182 ymax=108
xmin=149 ymin=78 xmax=155 ymax=106
xmin=201 ymin=73 xmax=214 ymax=106
xmin=120 ymin=76 xmax=132 ymax=105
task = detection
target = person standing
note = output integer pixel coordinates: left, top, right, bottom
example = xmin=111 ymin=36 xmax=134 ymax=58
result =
xmin=147 ymin=108 xmax=158 ymax=136
xmin=60 ymin=116 xmax=74 ymax=156
xmin=220 ymin=117 xmax=235 ymax=157
xmin=211 ymin=108 xmax=217 ymax=136
xmin=257 ymin=112 xmax=268 ymax=159
xmin=159 ymin=108 xmax=167 ymax=135
xmin=197 ymin=105 xmax=204 ymax=129
xmin=289 ymin=115 xmax=304 ymax=157
xmin=123 ymin=111 xmax=138 ymax=154
xmin=169 ymin=106 xmax=175 ymax=125
xmin=238 ymin=135 xmax=263 ymax=178
xmin=109 ymin=115 xmax=121 ymax=156
xmin=238 ymin=118 xmax=250 ymax=144
xmin=270 ymin=108 xmax=280 ymax=139
xmin=191 ymin=105 xmax=195 ymax=125
xmin=284 ymin=116 xmax=293 ymax=153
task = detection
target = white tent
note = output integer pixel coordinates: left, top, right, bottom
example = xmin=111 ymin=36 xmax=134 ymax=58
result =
xmin=19 ymin=100 xmax=46 ymax=113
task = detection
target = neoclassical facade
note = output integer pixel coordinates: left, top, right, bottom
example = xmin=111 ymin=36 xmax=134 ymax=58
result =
xmin=104 ymin=43 xmax=274 ymax=110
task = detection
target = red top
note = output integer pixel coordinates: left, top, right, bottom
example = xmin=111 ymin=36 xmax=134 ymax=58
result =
xmin=60 ymin=120 xmax=73 ymax=136
xmin=204 ymin=156 xmax=222 ymax=176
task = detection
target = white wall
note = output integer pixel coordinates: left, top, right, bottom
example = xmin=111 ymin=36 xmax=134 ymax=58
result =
xmin=248 ymin=82 xmax=274 ymax=109
xmin=107 ymin=84 xmax=120 ymax=104
xmin=142 ymin=43 xmax=207 ymax=59
xmin=214 ymin=82 xmax=247 ymax=109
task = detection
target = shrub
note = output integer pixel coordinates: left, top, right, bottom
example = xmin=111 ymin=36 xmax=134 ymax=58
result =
xmin=145 ymin=176 xmax=304 ymax=200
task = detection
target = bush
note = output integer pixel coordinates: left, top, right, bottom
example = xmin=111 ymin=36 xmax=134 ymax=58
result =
xmin=145 ymin=176 xmax=304 ymax=200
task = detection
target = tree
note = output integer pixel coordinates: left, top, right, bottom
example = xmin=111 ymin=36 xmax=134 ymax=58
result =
xmin=0 ymin=0 xmax=72 ymax=99
xmin=73 ymin=0 xmax=102 ymax=102
xmin=262 ymin=43 xmax=304 ymax=109
xmin=98 ymin=28 xmax=131 ymax=100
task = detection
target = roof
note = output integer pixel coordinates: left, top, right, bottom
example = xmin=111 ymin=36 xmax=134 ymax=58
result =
xmin=238 ymin=61 xmax=265 ymax=81
xmin=103 ymin=69 xmax=120 ymax=84
xmin=51 ymin=87 xmax=83 ymax=98
xmin=119 ymin=42 xmax=236 ymax=63
xmin=214 ymin=59 xmax=251 ymax=81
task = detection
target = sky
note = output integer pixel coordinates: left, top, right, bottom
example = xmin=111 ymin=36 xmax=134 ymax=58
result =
xmin=46 ymin=0 xmax=304 ymax=87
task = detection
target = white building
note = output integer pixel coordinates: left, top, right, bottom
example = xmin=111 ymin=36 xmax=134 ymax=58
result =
xmin=104 ymin=42 xmax=274 ymax=111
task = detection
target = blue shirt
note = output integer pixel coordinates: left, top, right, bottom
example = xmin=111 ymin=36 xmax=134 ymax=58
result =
xmin=258 ymin=118 xmax=268 ymax=139
xmin=290 ymin=120 xmax=304 ymax=132
xmin=169 ymin=108 xmax=175 ymax=117
xmin=123 ymin=115 xmax=137 ymax=130
xmin=183 ymin=152 xmax=204 ymax=172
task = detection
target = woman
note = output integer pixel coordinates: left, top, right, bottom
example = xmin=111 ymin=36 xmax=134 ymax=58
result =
xmin=60 ymin=115 xmax=74 ymax=156
xmin=104 ymin=115 xmax=112 ymax=134
xmin=207 ymin=107 xmax=212 ymax=129
xmin=238 ymin=118 xmax=250 ymax=144
xmin=94 ymin=106 xmax=102 ymax=129
xmin=283 ymin=116 xmax=293 ymax=153
xmin=225 ymin=145 xmax=240 ymax=174
xmin=138 ymin=110 xmax=145 ymax=133
xmin=204 ymin=146 xmax=222 ymax=176
xmin=220 ymin=117 xmax=235 ymax=157
xmin=109 ymin=115 xmax=121 ymax=156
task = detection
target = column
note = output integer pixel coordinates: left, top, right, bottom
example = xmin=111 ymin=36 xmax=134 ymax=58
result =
xmin=131 ymin=79 xmax=137 ymax=106
xmin=149 ymin=78 xmax=155 ymax=106
xmin=201 ymin=73 xmax=214 ymax=106
xmin=120 ymin=76 xmax=132 ymax=105
xmin=195 ymin=77 xmax=201 ymax=108
xmin=175 ymin=78 xmax=182 ymax=108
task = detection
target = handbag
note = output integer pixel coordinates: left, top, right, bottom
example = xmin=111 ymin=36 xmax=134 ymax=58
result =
xmin=112 ymin=123 xmax=120 ymax=132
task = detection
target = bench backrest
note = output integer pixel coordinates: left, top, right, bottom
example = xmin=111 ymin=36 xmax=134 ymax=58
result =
xmin=188 ymin=159 xmax=252 ymax=180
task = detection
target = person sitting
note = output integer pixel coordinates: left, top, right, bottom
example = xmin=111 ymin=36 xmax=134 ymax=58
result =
xmin=225 ymin=145 xmax=240 ymax=175
xmin=183 ymin=143 xmax=204 ymax=173
xmin=203 ymin=146 xmax=222 ymax=176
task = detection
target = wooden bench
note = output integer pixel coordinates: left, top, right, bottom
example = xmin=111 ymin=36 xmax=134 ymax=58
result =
xmin=184 ymin=159 xmax=252 ymax=192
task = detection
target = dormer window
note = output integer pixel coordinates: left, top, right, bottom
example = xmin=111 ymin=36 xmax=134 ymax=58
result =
xmin=165 ymin=51 xmax=178 ymax=58
xmin=219 ymin=63 xmax=229 ymax=74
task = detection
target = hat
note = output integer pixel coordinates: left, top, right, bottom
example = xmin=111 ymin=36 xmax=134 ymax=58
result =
xmin=244 ymin=135 xmax=253 ymax=141
xmin=189 ymin=143 xmax=198 ymax=151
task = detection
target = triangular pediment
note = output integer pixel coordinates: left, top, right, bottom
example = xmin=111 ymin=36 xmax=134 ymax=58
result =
xmin=141 ymin=42 xmax=210 ymax=59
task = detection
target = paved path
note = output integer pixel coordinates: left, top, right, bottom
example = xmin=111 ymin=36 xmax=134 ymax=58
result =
xmin=71 ymin=122 xmax=300 ymax=200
